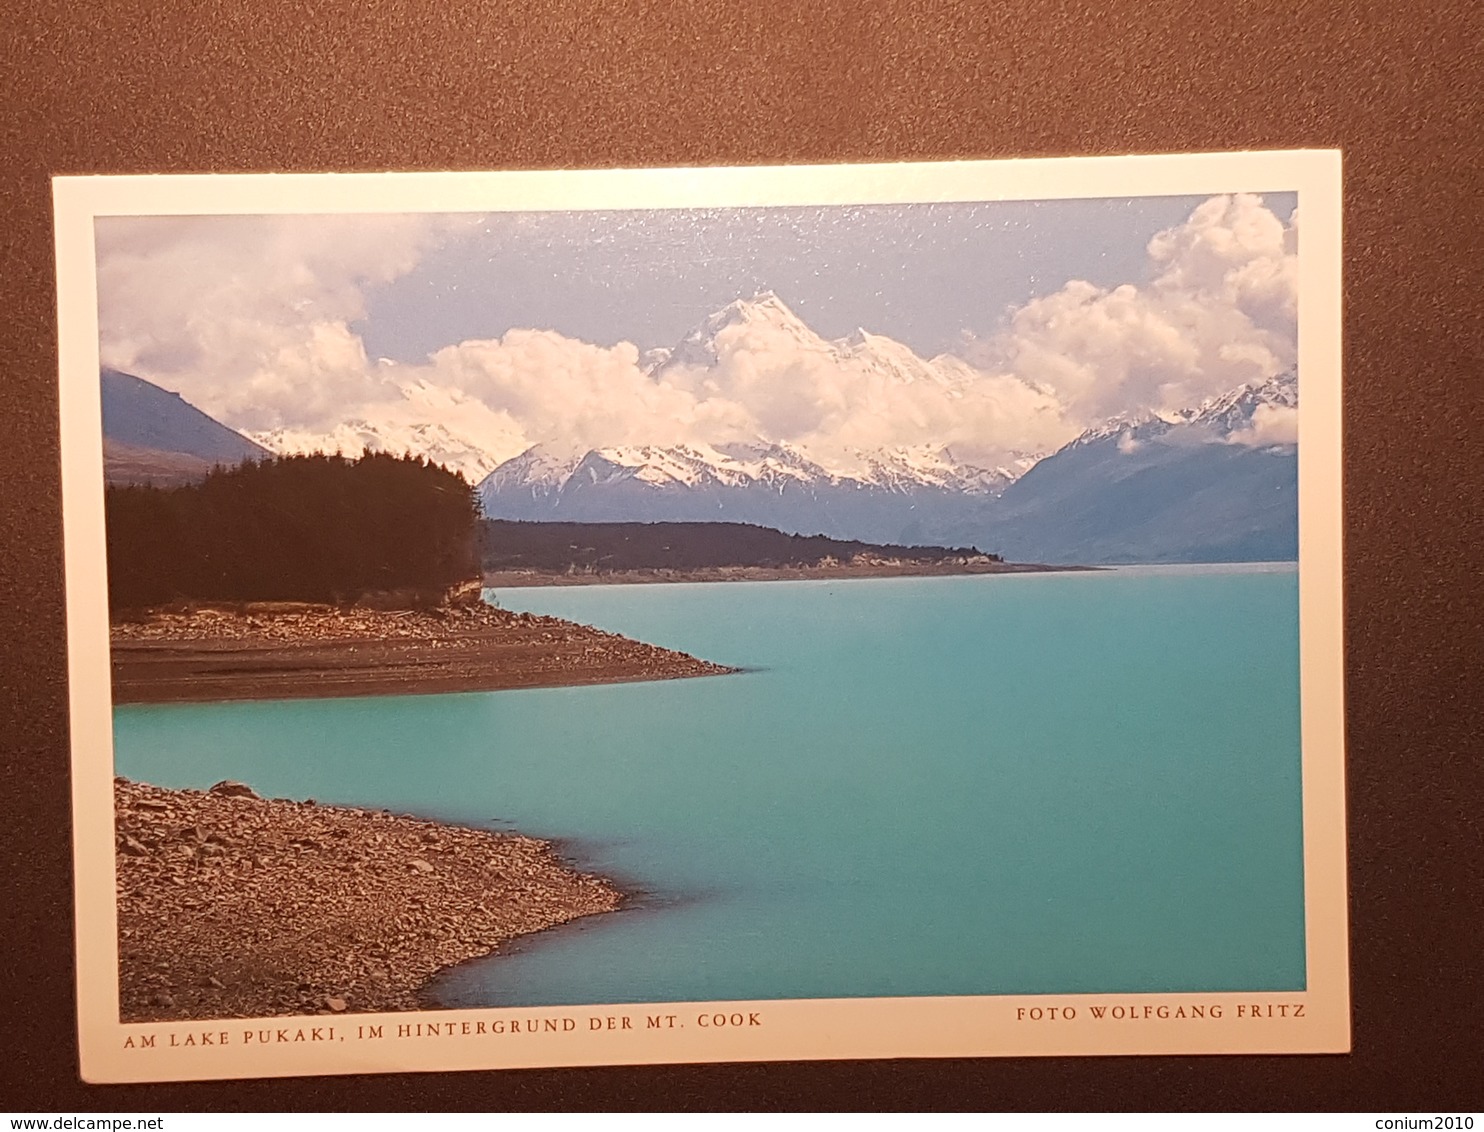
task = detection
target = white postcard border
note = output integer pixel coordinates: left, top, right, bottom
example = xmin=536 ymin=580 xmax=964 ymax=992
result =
xmin=54 ymin=150 xmax=1347 ymax=1083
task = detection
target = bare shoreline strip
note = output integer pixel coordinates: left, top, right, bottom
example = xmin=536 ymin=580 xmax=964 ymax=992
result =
xmin=110 ymin=602 xmax=736 ymax=705
xmin=483 ymin=559 xmax=1097 ymax=588
xmin=115 ymin=777 xmax=623 ymax=1023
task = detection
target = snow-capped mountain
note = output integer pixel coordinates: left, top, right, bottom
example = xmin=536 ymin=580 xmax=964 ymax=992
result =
xmin=843 ymin=445 xmax=1029 ymax=494
xmin=247 ymin=293 xmax=1013 ymax=492
xmin=476 ymin=293 xmax=1043 ymax=544
xmin=1187 ymin=369 xmax=1298 ymax=433
xmin=240 ymin=285 xmax=1301 ymax=562
xmin=651 ymin=292 xmax=826 ymax=374
xmin=977 ymin=370 xmax=1300 ymax=564
xmin=1063 ymin=370 xmax=1299 ymax=453
xmin=649 ymin=291 xmax=968 ymax=392
xmin=482 ymin=439 xmax=1017 ymax=500
xmin=831 ymin=327 xmax=960 ymax=390
xmin=476 ymin=438 xmax=1017 ymax=546
xmin=478 ymin=366 xmax=1301 ymax=562
xmin=249 ymin=379 xmax=525 ymax=483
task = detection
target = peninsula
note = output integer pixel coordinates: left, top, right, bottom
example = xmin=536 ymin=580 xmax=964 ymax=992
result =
xmin=114 ymin=777 xmax=621 ymax=1022
xmin=111 ymin=600 xmax=735 ymax=705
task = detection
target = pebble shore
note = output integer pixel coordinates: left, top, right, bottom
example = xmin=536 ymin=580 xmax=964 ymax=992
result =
xmin=114 ymin=777 xmax=622 ymax=1022
xmin=110 ymin=602 xmax=736 ymax=704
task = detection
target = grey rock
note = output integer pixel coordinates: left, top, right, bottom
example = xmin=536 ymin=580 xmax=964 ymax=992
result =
xmin=208 ymin=781 xmax=259 ymax=799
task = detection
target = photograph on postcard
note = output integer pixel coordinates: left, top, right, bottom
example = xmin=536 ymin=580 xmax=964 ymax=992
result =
xmin=56 ymin=154 xmax=1346 ymax=1080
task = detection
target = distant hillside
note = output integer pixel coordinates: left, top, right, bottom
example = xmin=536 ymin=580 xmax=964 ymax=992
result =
xmin=479 ymin=519 xmax=997 ymax=573
xmin=101 ymin=368 xmax=267 ymax=484
xmin=984 ymin=440 xmax=1297 ymax=564
xmin=971 ymin=372 xmax=1299 ymax=564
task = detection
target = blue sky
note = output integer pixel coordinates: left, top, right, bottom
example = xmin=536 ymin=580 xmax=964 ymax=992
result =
xmin=95 ymin=191 xmax=1300 ymax=473
xmin=355 ymin=194 xmax=1293 ymax=363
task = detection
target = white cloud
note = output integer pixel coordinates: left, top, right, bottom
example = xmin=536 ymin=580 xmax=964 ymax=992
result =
xmin=1228 ymin=403 xmax=1299 ymax=447
xmin=973 ymin=193 xmax=1297 ymax=427
xmin=248 ymin=380 xmax=529 ymax=481
xmin=649 ymin=318 xmax=1067 ymax=467
xmin=97 ymin=213 xmax=480 ymax=430
xmin=96 ymin=194 xmax=1297 ymax=474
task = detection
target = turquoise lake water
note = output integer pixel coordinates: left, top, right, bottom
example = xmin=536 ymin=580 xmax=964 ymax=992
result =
xmin=113 ymin=565 xmax=1306 ymax=1006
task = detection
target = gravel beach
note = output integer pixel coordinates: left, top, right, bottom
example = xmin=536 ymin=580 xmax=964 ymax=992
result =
xmin=110 ymin=602 xmax=735 ymax=704
xmin=114 ymin=777 xmax=623 ymax=1022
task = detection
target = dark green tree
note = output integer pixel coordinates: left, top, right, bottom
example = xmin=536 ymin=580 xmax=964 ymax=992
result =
xmin=105 ymin=453 xmax=479 ymax=610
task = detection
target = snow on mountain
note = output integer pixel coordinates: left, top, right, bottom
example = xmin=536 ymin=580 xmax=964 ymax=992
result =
xmin=838 ymin=445 xmax=1018 ymax=493
xmin=475 ymin=436 xmax=1022 ymax=547
xmin=1184 ymin=369 xmax=1298 ymax=443
xmin=477 ymin=437 xmax=1020 ymax=508
xmin=979 ymin=369 xmax=1301 ymax=564
xmin=242 ymin=293 xmax=1302 ymax=556
xmin=238 ymin=278 xmax=1301 ymax=560
xmin=249 ymin=380 xmax=526 ymax=483
xmin=830 ymin=328 xmax=959 ymax=389
xmin=638 ymin=346 xmax=672 ymax=372
xmin=712 ymin=441 xmax=836 ymax=488
xmin=651 ymin=291 xmax=975 ymax=396
xmin=249 ymin=293 xmax=1033 ymax=503
xmin=478 ymin=363 xmax=1304 ymax=560
xmin=477 ymin=442 xmax=588 ymax=495
xmin=652 ymin=291 xmax=828 ymax=374
xmin=474 ymin=293 xmax=1058 ymax=542
xmin=1059 ymin=370 xmax=1298 ymax=454
xmin=483 ymin=440 xmax=841 ymax=500
xmin=1063 ymin=409 xmax=1166 ymax=451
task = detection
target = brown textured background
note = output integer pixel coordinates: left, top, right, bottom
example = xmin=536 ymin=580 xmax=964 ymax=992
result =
xmin=2 ymin=0 xmax=1481 ymax=1111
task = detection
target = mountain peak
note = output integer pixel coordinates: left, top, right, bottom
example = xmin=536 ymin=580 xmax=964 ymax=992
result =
xmin=731 ymin=289 xmax=787 ymax=313
xmin=830 ymin=325 xmax=957 ymax=388
xmin=710 ymin=290 xmax=811 ymax=332
xmin=1065 ymin=409 xmax=1164 ymax=450
xmin=1058 ymin=369 xmax=1300 ymax=456
xmin=659 ymin=291 xmax=823 ymax=371
xmin=1184 ymin=369 xmax=1298 ymax=434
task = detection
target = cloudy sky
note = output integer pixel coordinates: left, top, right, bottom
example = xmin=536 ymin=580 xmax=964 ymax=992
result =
xmin=95 ymin=191 xmax=1298 ymax=469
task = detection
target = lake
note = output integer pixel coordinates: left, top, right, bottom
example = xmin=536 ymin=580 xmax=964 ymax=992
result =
xmin=113 ymin=565 xmax=1306 ymax=1007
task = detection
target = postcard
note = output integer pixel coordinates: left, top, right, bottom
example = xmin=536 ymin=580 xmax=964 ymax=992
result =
xmin=54 ymin=151 xmax=1347 ymax=1083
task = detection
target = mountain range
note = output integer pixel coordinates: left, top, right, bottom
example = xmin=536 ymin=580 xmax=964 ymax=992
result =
xmin=98 ymin=293 xmax=1300 ymax=563
xmin=237 ymin=292 xmax=1031 ymax=487
xmin=473 ymin=370 xmax=1297 ymax=561
xmin=980 ymin=372 xmax=1298 ymax=563
xmin=475 ymin=439 xmax=1026 ymax=547
xmin=470 ymin=293 xmax=1298 ymax=560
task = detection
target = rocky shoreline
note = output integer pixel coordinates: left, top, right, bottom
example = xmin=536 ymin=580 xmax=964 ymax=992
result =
xmin=115 ymin=777 xmax=622 ymax=1022
xmin=110 ymin=601 xmax=736 ymax=704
